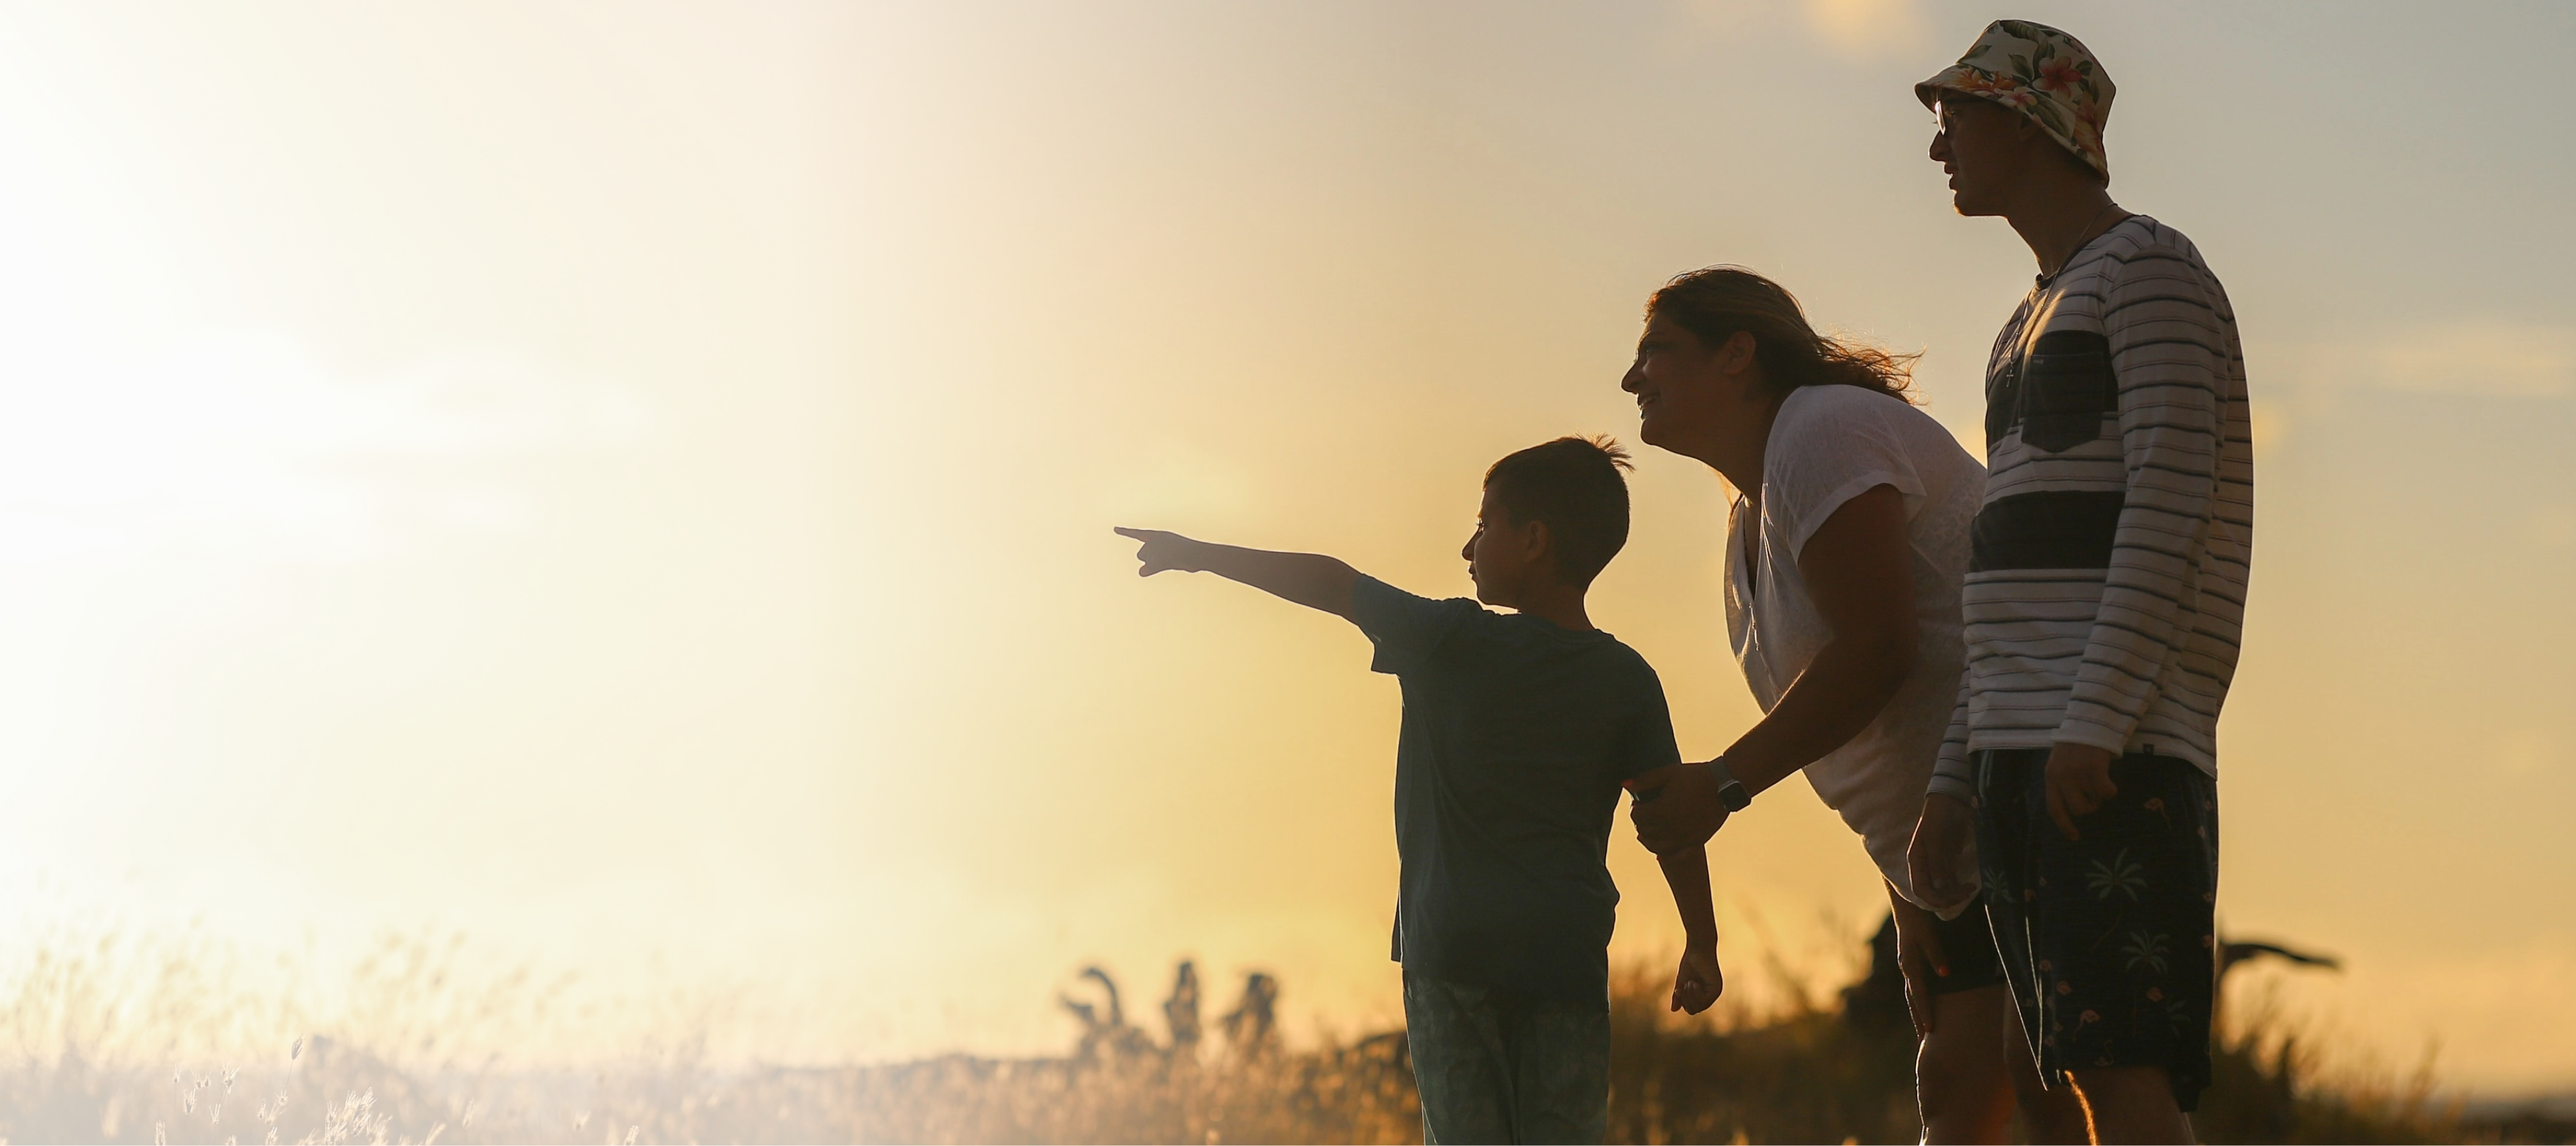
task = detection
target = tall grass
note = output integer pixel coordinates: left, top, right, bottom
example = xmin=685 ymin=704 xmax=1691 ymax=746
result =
xmin=0 ymin=921 xmax=2544 ymax=1144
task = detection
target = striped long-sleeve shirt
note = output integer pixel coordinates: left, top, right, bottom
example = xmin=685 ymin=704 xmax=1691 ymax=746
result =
xmin=1930 ymin=215 xmax=2252 ymax=799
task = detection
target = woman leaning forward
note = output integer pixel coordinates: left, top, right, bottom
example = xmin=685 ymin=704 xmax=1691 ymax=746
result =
xmin=1621 ymin=268 xmax=2051 ymax=1143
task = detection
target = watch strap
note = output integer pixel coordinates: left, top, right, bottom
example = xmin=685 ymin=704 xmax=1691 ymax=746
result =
xmin=1711 ymin=754 xmax=1753 ymax=811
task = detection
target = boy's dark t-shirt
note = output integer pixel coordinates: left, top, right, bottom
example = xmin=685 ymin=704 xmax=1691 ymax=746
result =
xmin=1350 ymin=575 xmax=1681 ymax=1003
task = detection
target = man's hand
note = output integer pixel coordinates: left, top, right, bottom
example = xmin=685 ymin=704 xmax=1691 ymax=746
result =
xmin=2045 ymin=742 xmax=2118 ymax=840
xmin=1671 ymin=943 xmax=1723 ymax=1016
xmin=1886 ymin=885 xmax=1949 ymax=1038
xmin=1628 ymin=763 xmax=1729 ymax=855
xmin=1114 ymin=527 xmax=1205 ymax=575
xmin=1906 ymin=792 xmax=1977 ymax=915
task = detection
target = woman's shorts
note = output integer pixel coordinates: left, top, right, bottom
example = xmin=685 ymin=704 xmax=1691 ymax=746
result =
xmin=1928 ymin=889 xmax=2007 ymax=996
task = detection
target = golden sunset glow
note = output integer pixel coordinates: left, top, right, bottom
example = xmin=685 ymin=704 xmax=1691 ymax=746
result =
xmin=0 ymin=0 xmax=2568 ymax=1113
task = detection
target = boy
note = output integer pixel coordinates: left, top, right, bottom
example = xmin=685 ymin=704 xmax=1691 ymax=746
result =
xmin=1117 ymin=436 xmax=1717 ymax=1145
xmin=1904 ymin=21 xmax=2251 ymax=1143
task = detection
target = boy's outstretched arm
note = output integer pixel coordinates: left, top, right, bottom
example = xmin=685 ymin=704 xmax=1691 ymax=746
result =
xmin=1659 ymin=844 xmax=1723 ymax=1015
xmin=1115 ymin=527 xmax=1359 ymax=619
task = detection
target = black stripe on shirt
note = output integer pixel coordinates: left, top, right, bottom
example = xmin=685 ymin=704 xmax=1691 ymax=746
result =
xmin=1970 ymin=490 xmax=2127 ymax=572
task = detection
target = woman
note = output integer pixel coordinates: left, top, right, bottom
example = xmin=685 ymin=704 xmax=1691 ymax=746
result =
xmin=1619 ymin=267 xmax=2022 ymax=1142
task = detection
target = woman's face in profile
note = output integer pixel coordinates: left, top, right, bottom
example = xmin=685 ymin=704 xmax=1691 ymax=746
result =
xmin=1622 ymin=312 xmax=1750 ymax=453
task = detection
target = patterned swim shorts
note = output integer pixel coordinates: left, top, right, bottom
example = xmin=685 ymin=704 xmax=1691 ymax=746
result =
xmin=1974 ymin=748 xmax=2218 ymax=1112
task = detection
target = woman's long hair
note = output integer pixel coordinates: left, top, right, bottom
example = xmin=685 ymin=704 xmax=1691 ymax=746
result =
xmin=1647 ymin=266 xmax=1919 ymax=404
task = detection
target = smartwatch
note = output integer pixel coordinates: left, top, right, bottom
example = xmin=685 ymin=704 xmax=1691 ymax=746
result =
xmin=1710 ymin=754 xmax=1753 ymax=812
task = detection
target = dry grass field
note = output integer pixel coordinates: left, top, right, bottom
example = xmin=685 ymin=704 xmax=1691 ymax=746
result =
xmin=0 ymin=921 xmax=2552 ymax=1145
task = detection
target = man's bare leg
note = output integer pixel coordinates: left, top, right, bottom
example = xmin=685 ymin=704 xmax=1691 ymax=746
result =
xmin=1999 ymin=1007 xmax=2092 ymax=1143
xmin=2065 ymin=1066 xmax=2192 ymax=1145
xmin=1916 ymin=983 xmax=2016 ymax=1143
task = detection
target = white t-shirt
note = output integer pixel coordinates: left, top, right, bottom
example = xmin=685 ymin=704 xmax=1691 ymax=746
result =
xmin=1724 ymin=384 xmax=1985 ymax=909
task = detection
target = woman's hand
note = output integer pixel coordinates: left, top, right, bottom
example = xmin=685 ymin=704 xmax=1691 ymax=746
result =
xmin=1906 ymin=792 xmax=1978 ymax=913
xmin=1886 ymin=882 xmax=1950 ymax=1037
xmin=1671 ymin=943 xmax=1723 ymax=1015
xmin=1628 ymin=763 xmax=1730 ymax=854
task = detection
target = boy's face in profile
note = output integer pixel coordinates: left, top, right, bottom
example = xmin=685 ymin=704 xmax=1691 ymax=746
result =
xmin=1462 ymin=486 xmax=1552 ymax=608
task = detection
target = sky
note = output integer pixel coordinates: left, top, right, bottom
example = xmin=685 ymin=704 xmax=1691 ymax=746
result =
xmin=0 ymin=0 xmax=2570 ymax=1094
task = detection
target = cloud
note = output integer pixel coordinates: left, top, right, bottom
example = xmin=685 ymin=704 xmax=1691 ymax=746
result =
xmin=2304 ymin=319 xmax=2575 ymax=397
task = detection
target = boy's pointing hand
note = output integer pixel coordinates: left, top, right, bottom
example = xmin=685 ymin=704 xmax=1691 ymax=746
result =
xmin=1115 ymin=526 xmax=1204 ymax=576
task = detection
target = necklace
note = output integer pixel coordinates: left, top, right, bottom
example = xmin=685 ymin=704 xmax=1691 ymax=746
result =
xmin=2047 ymin=200 xmax=2126 ymax=278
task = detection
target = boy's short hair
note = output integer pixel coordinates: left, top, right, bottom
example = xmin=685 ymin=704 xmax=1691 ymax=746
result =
xmin=1483 ymin=436 xmax=1633 ymax=589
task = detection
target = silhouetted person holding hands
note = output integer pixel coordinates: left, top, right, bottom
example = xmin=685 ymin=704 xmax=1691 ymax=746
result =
xmin=1907 ymin=21 xmax=2252 ymax=1144
xmin=1120 ymin=437 xmax=1715 ymax=1145
xmin=1614 ymin=267 xmax=2020 ymax=1141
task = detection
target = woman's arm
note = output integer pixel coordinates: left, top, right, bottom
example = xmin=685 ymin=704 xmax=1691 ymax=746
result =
xmin=1720 ymin=482 xmax=1918 ymax=793
xmin=1631 ymin=484 xmax=1917 ymax=854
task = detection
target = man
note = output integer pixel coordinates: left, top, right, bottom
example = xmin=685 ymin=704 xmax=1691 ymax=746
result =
xmin=1904 ymin=20 xmax=2253 ymax=1145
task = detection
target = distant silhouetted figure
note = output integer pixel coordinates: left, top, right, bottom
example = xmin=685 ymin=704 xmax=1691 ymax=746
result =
xmin=1163 ymin=960 xmax=1201 ymax=1055
xmin=1059 ymin=966 xmax=1156 ymax=1061
xmin=1220 ymin=972 xmax=1278 ymax=1056
xmin=1119 ymin=436 xmax=1719 ymax=1144
xmin=1841 ymin=915 xmax=1911 ymax=1035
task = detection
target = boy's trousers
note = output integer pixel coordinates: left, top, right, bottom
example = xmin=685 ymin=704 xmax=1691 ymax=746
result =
xmin=1402 ymin=970 xmax=1609 ymax=1145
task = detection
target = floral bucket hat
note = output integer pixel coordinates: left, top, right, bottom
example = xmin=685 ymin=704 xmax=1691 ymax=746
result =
xmin=1915 ymin=19 xmax=2114 ymax=179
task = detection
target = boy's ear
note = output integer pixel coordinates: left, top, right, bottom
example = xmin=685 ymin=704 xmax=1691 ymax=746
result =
xmin=1523 ymin=517 xmax=1556 ymax=569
